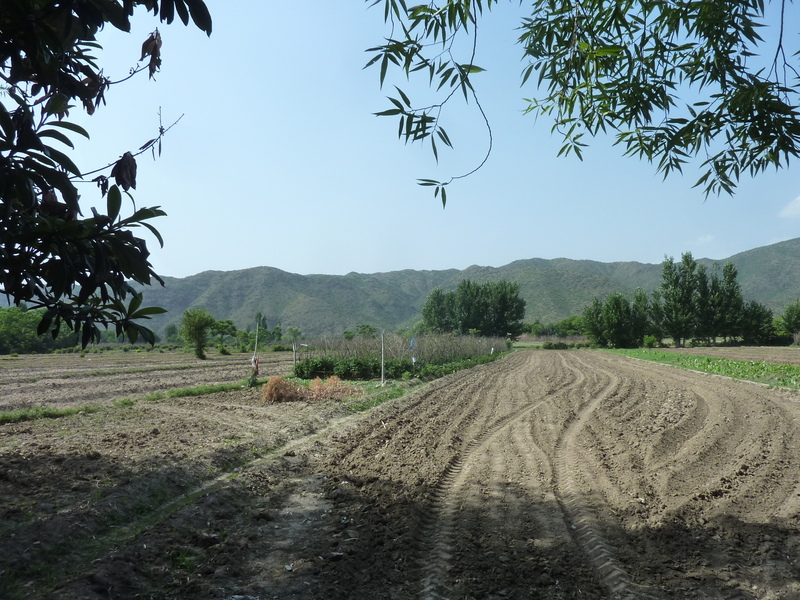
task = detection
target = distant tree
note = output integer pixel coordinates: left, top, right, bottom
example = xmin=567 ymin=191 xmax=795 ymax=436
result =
xmin=483 ymin=280 xmax=526 ymax=337
xmin=715 ymin=262 xmax=745 ymax=342
xmin=211 ymin=319 xmax=237 ymax=347
xmin=356 ymin=324 xmax=377 ymax=339
xmin=527 ymin=315 xmax=584 ymax=338
xmin=556 ymin=315 xmax=584 ymax=337
xmin=163 ymin=323 xmax=180 ymax=344
xmin=1 ymin=1 xmax=211 ymax=346
xmin=582 ymin=297 xmax=607 ymax=348
xmin=693 ymin=264 xmax=715 ymax=345
xmin=647 ymin=290 xmax=665 ymax=344
xmin=421 ymin=288 xmax=456 ymax=333
xmin=421 ymin=279 xmax=525 ymax=337
xmin=285 ymin=326 xmax=302 ymax=342
xmin=630 ymin=288 xmax=650 ymax=347
xmin=602 ymin=292 xmax=636 ymax=348
xmin=0 ymin=306 xmax=75 ymax=354
xmin=660 ymin=253 xmax=698 ymax=347
xmin=453 ymin=280 xmax=488 ymax=335
xmin=272 ymin=325 xmax=283 ymax=342
xmin=779 ymin=300 xmax=800 ymax=336
xmin=180 ymin=308 xmax=216 ymax=359
xmin=740 ymin=300 xmax=775 ymax=345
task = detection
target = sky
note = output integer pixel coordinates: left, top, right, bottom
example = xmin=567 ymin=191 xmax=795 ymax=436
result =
xmin=65 ymin=1 xmax=800 ymax=279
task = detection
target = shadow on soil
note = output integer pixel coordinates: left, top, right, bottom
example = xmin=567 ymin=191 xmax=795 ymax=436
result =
xmin=4 ymin=446 xmax=799 ymax=600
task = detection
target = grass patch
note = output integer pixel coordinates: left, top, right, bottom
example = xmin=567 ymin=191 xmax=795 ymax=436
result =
xmin=608 ymin=348 xmax=800 ymax=389
xmin=0 ymin=404 xmax=102 ymax=425
xmin=344 ymin=381 xmax=410 ymax=413
xmin=143 ymin=382 xmax=253 ymax=402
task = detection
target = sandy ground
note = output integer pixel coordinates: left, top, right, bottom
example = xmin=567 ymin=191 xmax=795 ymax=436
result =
xmin=2 ymin=349 xmax=800 ymax=599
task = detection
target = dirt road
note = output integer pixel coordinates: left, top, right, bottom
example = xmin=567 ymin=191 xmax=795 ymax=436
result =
xmin=3 ymin=350 xmax=800 ymax=599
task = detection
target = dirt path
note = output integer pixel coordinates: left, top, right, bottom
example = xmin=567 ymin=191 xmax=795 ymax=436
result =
xmin=3 ymin=350 xmax=800 ymax=599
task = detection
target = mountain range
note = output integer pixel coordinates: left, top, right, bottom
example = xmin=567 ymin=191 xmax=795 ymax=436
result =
xmin=137 ymin=237 xmax=800 ymax=338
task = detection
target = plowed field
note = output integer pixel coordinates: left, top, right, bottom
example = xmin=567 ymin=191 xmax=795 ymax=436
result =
xmin=2 ymin=349 xmax=800 ymax=600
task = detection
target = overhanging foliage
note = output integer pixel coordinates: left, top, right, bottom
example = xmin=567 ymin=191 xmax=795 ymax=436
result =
xmin=367 ymin=0 xmax=800 ymax=201
xmin=0 ymin=1 xmax=211 ymax=346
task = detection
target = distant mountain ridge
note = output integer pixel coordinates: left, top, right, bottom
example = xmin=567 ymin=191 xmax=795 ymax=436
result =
xmin=137 ymin=238 xmax=800 ymax=337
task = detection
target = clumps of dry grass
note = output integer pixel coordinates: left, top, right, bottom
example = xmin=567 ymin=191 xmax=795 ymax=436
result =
xmin=261 ymin=375 xmax=360 ymax=403
xmin=261 ymin=376 xmax=306 ymax=403
xmin=307 ymin=375 xmax=358 ymax=401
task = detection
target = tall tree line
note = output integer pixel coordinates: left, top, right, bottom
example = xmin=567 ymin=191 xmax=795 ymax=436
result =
xmin=421 ymin=280 xmax=526 ymax=337
xmin=583 ymin=253 xmax=777 ymax=348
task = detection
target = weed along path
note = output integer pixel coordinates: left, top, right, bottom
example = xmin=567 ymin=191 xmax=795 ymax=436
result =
xmin=3 ymin=350 xmax=800 ymax=599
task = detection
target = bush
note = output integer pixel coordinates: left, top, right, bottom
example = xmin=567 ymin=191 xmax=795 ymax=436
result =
xmin=542 ymin=341 xmax=569 ymax=350
xmin=643 ymin=335 xmax=658 ymax=349
xmin=293 ymin=356 xmax=336 ymax=379
xmin=261 ymin=377 xmax=307 ymax=403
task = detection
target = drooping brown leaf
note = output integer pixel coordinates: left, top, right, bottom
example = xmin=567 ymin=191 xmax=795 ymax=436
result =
xmin=110 ymin=152 xmax=137 ymax=191
xmin=140 ymin=30 xmax=163 ymax=78
xmin=93 ymin=175 xmax=109 ymax=197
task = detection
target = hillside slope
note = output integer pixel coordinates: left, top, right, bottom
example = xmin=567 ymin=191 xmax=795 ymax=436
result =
xmin=136 ymin=238 xmax=800 ymax=337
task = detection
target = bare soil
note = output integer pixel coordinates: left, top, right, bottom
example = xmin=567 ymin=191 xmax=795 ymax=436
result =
xmin=3 ymin=349 xmax=800 ymax=600
xmin=0 ymin=351 xmax=295 ymax=411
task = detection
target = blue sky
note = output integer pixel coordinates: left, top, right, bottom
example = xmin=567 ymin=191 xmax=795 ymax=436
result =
xmin=69 ymin=1 xmax=800 ymax=278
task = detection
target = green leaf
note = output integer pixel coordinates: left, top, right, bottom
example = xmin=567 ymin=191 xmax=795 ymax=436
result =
xmin=131 ymin=306 xmax=168 ymax=319
xmin=185 ymin=0 xmax=213 ymax=35
xmin=107 ymin=185 xmax=122 ymax=222
xmin=395 ymin=86 xmax=412 ymax=107
xmin=594 ymin=45 xmax=624 ymax=57
xmin=49 ymin=121 xmax=90 ymax=139
xmin=38 ymin=129 xmax=75 ymax=148
xmin=42 ymin=145 xmax=82 ymax=176
xmin=174 ymin=0 xmax=190 ymax=25
xmin=459 ymin=64 xmax=486 ymax=74
xmin=137 ymin=221 xmax=165 ymax=248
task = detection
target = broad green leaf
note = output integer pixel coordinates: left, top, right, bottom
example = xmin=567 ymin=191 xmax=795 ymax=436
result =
xmin=107 ymin=185 xmax=122 ymax=222
xmin=39 ymin=129 xmax=75 ymax=148
xmin=42 ymin=145 xmax=82 ymax=176
xmin=49 ymin=121 xmax=90 ymax=139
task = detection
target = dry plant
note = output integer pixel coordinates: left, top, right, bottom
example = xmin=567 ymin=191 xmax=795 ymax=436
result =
xmin=261 ymin=375 xmax=361 ymax=403
xmin=307 ymin=375 xmax=360 ymax=401
xmin=261 ymin=376 xmax=307 ymax=403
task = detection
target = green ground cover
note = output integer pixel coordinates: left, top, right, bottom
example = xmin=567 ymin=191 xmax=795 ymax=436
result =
xmin=608 ymin=349 xmax=800 ymax=389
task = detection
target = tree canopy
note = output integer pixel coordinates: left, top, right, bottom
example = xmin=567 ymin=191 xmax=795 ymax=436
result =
xmin=1 ymin=1 xmax=211 ymax=346
xmin=367 ymin=0 xmax=800 ymax=203
xmin=421 ymin=279 xmax=526 ymax=336
xmin=180 ymin=307 xmax=216 ymax=359
xmin=583 ymin=252 xmax=780 ymax=347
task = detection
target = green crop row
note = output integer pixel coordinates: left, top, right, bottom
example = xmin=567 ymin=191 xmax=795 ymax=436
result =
xmin=293 ymin=349 xmax=506 ymax=381
xmin=608 ymin=349 xmax=800 ymax=389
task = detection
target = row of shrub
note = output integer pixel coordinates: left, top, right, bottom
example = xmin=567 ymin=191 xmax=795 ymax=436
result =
xmin=293 ymin=356 xmax=415 ymax=379
xmin=540 ymin=341 xmax=592 ymax=350
xmin=293 ymin=345 xmax=507 ymax=381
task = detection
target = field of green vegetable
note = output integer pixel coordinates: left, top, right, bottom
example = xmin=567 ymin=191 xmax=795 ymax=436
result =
xmin=609 ymin=347 xmax=800 ymax=389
